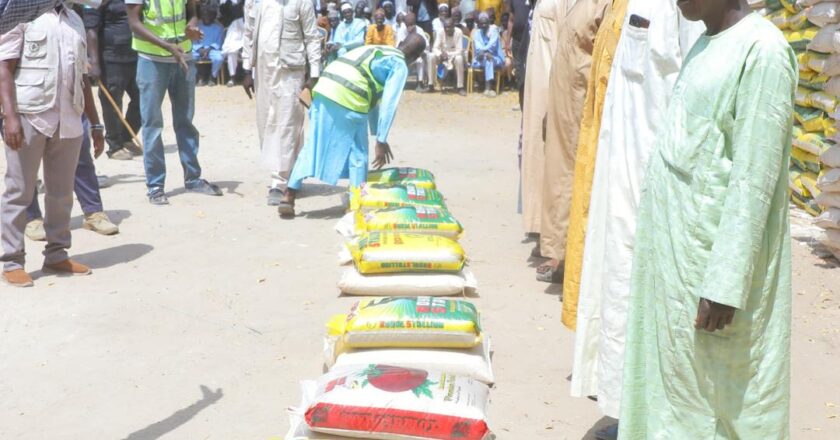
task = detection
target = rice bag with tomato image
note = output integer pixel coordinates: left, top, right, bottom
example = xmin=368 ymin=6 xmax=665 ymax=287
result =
xmin=287 ymin=365 xmax=494 ymax=440
xmin=366 ymin=167 xmax=436 ymax=189
xmin=349 ymin=184 xmax=446 ymax=212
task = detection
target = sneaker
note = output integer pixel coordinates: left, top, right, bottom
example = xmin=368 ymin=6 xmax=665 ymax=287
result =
xmin=208 ymin=79 xmax=217 ymax=87
xmin=25 ymin=219 xmax=46 ymax=241
xmin=124 ymin=142 xmax=144 ymax=156
xmin=186 ymin=179 xmax=223 ymax=196
xmin=267 ymin=188 xmax=284 ymax=206
xmin=108 ymin=148 xmax=133 ymax=160
xmin=43 ymin=259 xmax=92 ymax=276
xmin=458 ymin=88 xmax=467 ymax=97
xmin=2 ymin=269 xmax=33 ymax=287
xmin=197 ymin=80 xmax=207 ymax=87
xmin=83 ymin=211 xmax=119 ymax=236
xmin=485 ymin=89 xmax=497 ymax=98
xmin=226 ymin=79 xmax=235 ymax=87
xmin=149 ymin=189 xmax=169 ymax=205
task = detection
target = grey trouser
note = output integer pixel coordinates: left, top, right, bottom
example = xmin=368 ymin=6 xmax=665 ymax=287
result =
xmin=1 ymin=117 xmax=83 ymax=271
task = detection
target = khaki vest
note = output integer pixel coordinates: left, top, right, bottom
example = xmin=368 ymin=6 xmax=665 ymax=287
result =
xmin=15 ymin=10 xmax=86 ymax=115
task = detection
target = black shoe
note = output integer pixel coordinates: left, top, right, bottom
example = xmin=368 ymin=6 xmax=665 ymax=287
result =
xmin=149 ymin=189 xmax=169 ymax=205
xmin=267 ymin=188 xmax=284 ymax=206
xmin=186 ymin=179 xmax=223 ymax=196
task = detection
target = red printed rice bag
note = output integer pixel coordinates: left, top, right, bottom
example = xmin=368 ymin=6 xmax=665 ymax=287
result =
xmin=292 ymin=365 xmax=494 ymax=440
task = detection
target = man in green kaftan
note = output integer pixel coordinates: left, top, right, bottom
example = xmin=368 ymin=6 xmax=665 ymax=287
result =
xmin=618 ymin=0 xmax=796 ymax=438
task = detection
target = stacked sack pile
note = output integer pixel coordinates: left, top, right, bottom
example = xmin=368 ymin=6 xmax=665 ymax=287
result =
xmin=285 ymin=168 xmax=496 ymax=440
xmin=757 ymin=0 xmax=840 ymax=260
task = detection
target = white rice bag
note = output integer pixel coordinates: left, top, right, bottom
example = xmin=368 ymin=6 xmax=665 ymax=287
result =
xmin=807 ymin=2 xmax=840 ymax=27
xmin=821 ymin=144 xmax=840 ymax=167
xmin=326 ymin=338 xmax=495 ymax=385
xmin=816 ymin=190 xmax=840 ymax=208
xmin=337 ymin=265 xmax=478 ymax=297
xmin=817 ymin=167 xmax=840 ymax=191
xmin=816 ymin=208 xmax=840 ymax=228
xmin=807 ymin=23 xmax=840 ymax=53
xmin=287 ymin=365 xmax=495 ymax=440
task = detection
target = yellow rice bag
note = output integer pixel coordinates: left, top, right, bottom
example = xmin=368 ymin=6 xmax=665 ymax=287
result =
xmin=355 ymin=206 xmax=464 ymax=239
xmin=767 ymin=8 xmax=791 ymax=29
xmin=789 ymin=166 xmax=809 ymax=197
xmin=791 ymin=190 xmax=823 ymax=216
xmin=792 ymin=147 xmax=822 ymax=174
xmin=801 ymin=171 xmax=822 ymax=199
xmin=327 ymin=296 xmax=482 ymax=350
xmin=346 ymin=232 xmax=466 ymax=274
xmin=349 ymin=184 xmax=446 ymax=211
xmin=799 ymin=70 xmax=829 ymax=90
xmin=785 ymin=27 xmax=818 ymax=51
xmin=793 ymin=129 xmax=832 ymax=156
xmin=795 ymin=105 xmax=830 ymax=132
xmin=366 ymin=167 xmax=436 ymax=189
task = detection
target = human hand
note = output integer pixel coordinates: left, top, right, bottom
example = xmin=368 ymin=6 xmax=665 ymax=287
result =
xmin=185 ymin=25 xmax=204 ymax=41
xmin=242 ymin=71 xmax=254 ymax=99
xmin=304 ymin=76 xmax=319 ymax=90
xmin=695 ymin=298 xmax=736 ymax=332
xmin=169 ymin=44 xmax=190 ymax=73
xmin=91 ymin=128 xmax=105 ymax=158
xmin=2 ymin=113 xmax=23 ymax=150
xmin=88 ymin=62 xmax=102 ymax=86
xmin=372 ymin=141 xmax=393 ymax=169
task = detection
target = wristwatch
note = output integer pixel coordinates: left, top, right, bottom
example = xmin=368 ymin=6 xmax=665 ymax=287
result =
xmin=90 ymin=124 xmax=105 ymax=132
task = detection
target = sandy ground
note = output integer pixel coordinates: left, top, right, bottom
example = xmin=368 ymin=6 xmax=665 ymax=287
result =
xmin=0 ymin=87 xmax=838 ymax=440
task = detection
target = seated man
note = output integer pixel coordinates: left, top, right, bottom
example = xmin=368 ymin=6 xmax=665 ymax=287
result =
xmin=282 ymin=35 xmax=427 ymax=217
xmin=365 ymin=9 xmax=395 ymax=46
xmin=471 ymin=12 xmax=502 ymax=97
xmin=383 ymin=1 xmax=397 ymax=27
xmin=426 ymin=18 xmax=465 ymax=96
xmin=397 ymin=13 xmax=429 ymax=92
xmin=328 ymin=2 xmax=367 ymax=62
xmin=193 ymin=5 xmax=225 ymax=86
xmin=222 ymin=16 xmax=245 ymax=87
xmin=431 ymin=3 xmax=449 ymax=34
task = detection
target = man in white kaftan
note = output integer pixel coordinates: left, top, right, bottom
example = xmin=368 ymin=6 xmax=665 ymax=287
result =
xmin=569 ymin=0 xmax=704 ymax=420
xmin=242 ymin=0 xmax=322 ymax=204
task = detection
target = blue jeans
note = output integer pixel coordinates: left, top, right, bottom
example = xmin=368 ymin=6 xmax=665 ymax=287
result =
xmin=27 ymin=116 xmax=103 ymax=220
xmin=136 ymin=57 xmax=203 ymax=193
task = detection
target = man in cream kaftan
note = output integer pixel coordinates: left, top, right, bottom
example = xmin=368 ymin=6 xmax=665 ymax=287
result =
xmin=619 ymin=12 xmax=795 ymax=439
xmin=537 ymin=0 xmax=609 ymax=280
xmin=243 ymin=0 xmax=321 ymax=201
xmin=520 ymin=0 xmax=559 ymax=235
xmin=569 ymin=0 xmax=703 ymax=419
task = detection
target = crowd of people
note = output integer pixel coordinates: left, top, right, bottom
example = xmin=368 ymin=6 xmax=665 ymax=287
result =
xmin=0 ymin=0 xmax=798 ymax=439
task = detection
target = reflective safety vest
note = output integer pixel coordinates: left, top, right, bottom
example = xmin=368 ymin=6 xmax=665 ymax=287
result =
xmin=314 ymin=46 xmax=405 ymax=114
xmin=132 ymin=0 xmax=192 ymax=57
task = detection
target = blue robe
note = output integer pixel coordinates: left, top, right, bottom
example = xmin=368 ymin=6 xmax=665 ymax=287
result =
xmin=288 ymin=55 xmax=408 ymax=189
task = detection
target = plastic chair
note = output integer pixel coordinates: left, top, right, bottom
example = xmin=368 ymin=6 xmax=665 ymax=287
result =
xmin=466 ymin=38 xmax=502 ymax=95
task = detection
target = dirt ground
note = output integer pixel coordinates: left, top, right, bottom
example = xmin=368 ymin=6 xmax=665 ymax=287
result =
xmin=0 ymin=87 xmax=838 ymax=440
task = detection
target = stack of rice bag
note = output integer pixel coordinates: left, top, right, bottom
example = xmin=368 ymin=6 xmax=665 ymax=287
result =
xmin=285 ymin=168 xmax=496 ymax=439
xmin=757 ymin=1 xmax=840 ymax=259
xmin=335 ymin=168 xmax=477 ymax=296
xmin=286 ymin=297 xmax=495 ymax=440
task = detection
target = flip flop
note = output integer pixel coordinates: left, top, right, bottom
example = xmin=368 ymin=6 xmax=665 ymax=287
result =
xmin=536 ymin=262 xmax=563 ymax=284
xmin=277 ymin=201 xmax=295 ymax=218
xmin=595 ymin=423 xmax=618 ymax=440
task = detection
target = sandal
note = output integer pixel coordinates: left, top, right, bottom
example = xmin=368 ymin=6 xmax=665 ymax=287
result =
xmin=536 ymin=260 xmax=563 ymax=283
xmin=277 ymin=201 xmax=295 ymax=218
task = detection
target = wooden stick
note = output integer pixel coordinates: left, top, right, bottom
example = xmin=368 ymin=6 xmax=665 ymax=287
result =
xmin=97 ymin=83 xmax=142 ymax=149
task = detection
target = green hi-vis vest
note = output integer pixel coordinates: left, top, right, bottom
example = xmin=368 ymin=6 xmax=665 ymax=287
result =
xmin=132 ymin=0 xmax=192 ymax=57
xmin=315 ymin=46 xmax=405 ymax=114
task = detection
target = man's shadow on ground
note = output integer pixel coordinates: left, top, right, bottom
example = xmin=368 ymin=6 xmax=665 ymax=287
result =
xmin=582 ymin=416 xmax=618 ymax=439
xmin=122 ymin=385 xmax=223 ymax=440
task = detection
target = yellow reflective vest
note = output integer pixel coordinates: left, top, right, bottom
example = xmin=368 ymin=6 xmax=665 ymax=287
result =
xmin=132 ymin=0 xmax=192 ymax=57
xmin=314 ymin=46 xmax=404 ymax=114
